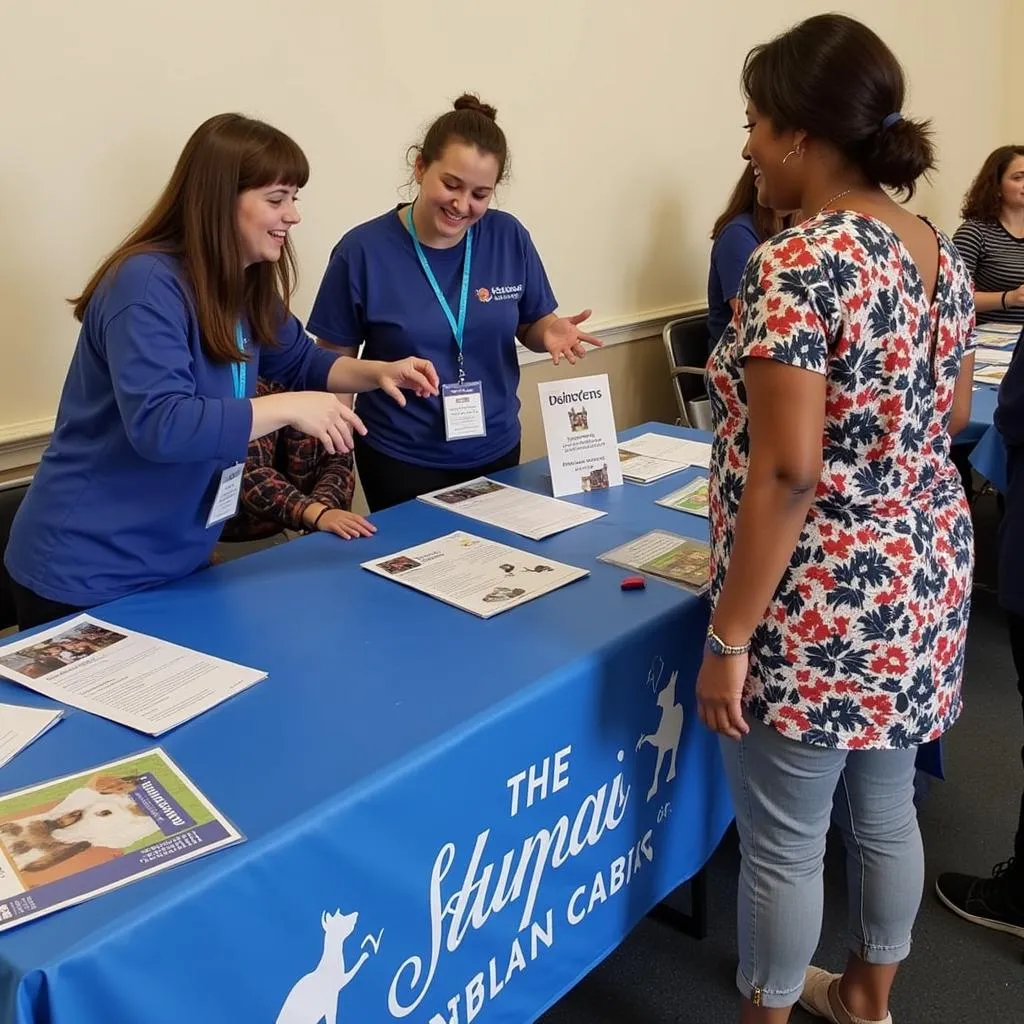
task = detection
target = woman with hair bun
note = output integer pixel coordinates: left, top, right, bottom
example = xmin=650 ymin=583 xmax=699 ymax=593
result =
xmin=309 ymin=94 xmax=600 ymax=511
xmin=695 ymin=14 xmax=976 ymax=1023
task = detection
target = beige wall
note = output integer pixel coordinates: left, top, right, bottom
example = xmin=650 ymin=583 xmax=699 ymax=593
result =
xmin=0 ymin=0 xmax=1016 ymax=445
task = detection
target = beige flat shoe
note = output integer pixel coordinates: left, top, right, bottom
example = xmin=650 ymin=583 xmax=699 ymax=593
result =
xmin=798 ymin=966 xmax=893 ymax=1024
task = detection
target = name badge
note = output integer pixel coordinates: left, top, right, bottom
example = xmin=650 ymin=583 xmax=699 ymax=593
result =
xmin=442 ymin=381 xmax=487 ymax=441
xmin=206 ymin=463 xmax=244 ymax=527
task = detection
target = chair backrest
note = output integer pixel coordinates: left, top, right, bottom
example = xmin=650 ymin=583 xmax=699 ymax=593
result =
xmin=662 ymin=313 xmax=711 ymax=426
xmin=0 ymin=482 xmax=29 ymax=631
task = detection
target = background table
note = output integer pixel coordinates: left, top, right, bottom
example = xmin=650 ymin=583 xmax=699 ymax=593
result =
xmin=0 ymin=423 xmax=733 ymax=1024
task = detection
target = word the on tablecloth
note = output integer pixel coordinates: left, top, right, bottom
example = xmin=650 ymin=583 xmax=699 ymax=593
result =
xmin=418 ymin=477 xmax=605 ymax=540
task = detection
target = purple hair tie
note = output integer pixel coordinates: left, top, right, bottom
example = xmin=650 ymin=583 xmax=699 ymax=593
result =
xmin=881 ymin=112 xmax=902 ymax=131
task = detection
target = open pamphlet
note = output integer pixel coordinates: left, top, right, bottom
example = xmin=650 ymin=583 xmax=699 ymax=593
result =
xmin=974 ymin=347 xmax=1013 ymax=366
xmin=417 ymin=477 xmax=605 ymax=540
xmin=537 ymin=373 xmax=624 ymax=497
xmin=599 ymin=530 xmax=711 ymax=594
xmin=362 ymin=530 xmax=589 ymax=618
xmin=618 ymin=432 xmax=713 ymax=484
xmin=0 ymin=703 xmax=63 ymax=770
xmin=974 ymin=366 xmax=1006 ymax=387
xmin=656 ymin=476 xmax=710 ymax=517
xmin=0 ymin=615 xmax=266 ymax=736
xmin=0 ymin=748 xmax=242 ymax=932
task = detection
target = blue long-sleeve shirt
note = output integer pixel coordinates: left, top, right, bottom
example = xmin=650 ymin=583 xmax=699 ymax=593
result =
xmin=995 ymin=326 xmax=1024 ymax=616
xmin=5 ymin=253 xmax=337 ymax=607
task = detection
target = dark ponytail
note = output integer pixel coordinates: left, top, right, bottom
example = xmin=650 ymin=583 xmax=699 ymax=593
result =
xmin=743 ymin=14 xmax=935 ymax=199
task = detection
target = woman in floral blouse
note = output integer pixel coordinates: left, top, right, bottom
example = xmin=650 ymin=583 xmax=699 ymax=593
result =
xmin=697 ymin=14 xmax=976 ymax=1024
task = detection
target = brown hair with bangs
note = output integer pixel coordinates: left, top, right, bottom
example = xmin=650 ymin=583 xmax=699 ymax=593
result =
xmin=711 ymin=163 xmax=784 ymax=242
xmin=961 ymin=145 xmax=1024 ymax=222
xmin=71 ymin=113 xmax=309 ymax=363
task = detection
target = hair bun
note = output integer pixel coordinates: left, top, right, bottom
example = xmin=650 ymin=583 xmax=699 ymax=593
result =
xmin=863 ymin=115 xmax=935 ymax=197
xmin=453 ymin=93 xmax=498 ymax=121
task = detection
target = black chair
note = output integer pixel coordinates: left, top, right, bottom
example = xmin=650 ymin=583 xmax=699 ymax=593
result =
xmin=661 ymin=313 xmax=712 ymax=429
xmin=0 ymin=482 xmax=29 ymax=631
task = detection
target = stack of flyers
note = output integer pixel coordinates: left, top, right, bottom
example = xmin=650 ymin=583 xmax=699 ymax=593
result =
xmin=656 ymin=476 xmax=709 ymax=517
xmin=599 ymin=530 xmax=711 ymax=594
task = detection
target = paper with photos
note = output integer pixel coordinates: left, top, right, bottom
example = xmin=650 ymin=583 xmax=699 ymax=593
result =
xmin=599 ymin=530 xmax=711 ymax=593
xmin=362 ymin=531 xmax=589 ymax=618
xmin=0 ymin=615 xmax=266 ymax=736
xmin=417 ymin=477 xmax=604 ymax=540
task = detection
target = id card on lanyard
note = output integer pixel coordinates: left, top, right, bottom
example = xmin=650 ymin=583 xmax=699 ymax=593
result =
xmin=206 ymin=323 xmax=248 ymax=527
xmin=408 ymin=204 xmax=486 ymax=441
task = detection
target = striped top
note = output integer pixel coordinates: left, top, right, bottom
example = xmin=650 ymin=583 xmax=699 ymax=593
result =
xmin=952 ymin=218 xmax=1024 ymax=325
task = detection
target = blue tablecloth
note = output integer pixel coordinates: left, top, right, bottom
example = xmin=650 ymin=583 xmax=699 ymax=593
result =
xmin=956 ymin=384 xmax=997 ymax=446
xmin=0 ymin=424 xmax=734 ymax=1024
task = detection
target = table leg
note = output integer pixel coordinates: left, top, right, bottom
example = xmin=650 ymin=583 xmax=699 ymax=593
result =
xmin=648 ymin=867 xmax=708 ymax=939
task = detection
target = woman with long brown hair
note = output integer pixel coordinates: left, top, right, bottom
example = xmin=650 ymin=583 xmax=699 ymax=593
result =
xmin=953 ymin=145 xmax=1024 ymax=326
xmin=4 ymin=114 xmax=438 ymax=628
xmin=707 ymin=163 xmax=786 ymax=352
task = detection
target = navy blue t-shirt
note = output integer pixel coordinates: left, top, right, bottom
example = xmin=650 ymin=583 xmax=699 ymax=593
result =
xmin=707 ymin=213 xmax=759 ymax=352
xmin=308 ymin=207 xmax=557 ymax=468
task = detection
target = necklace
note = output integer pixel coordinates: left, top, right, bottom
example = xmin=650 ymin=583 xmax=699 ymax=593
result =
xmin=818 ymin=188 xmax=855 ymax=216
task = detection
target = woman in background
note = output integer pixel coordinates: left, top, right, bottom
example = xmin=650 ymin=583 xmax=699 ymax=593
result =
xmin=308 ymin=94 xmax=601 ymax=512
xmin=953 ymin=145 xmax=1024 ymax=326
xmin=707 ymin=164 xmax=786 ymax=353
xmin=4 ymin=114 xmax=437 ymax=628
xmin=698 ymin=14 xmax=975 ymax=1023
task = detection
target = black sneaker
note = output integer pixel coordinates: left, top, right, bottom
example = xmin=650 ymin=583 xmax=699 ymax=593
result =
xmin=935 ymin=858 xmax=1024 ymax=939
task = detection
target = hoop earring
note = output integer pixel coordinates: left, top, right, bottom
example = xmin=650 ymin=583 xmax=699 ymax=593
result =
xmin=782 ymin=148 xmax=801 ymax=166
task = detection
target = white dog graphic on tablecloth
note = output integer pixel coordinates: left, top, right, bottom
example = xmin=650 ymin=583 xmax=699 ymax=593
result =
xmin=276 ymin=909 xmax=383 ymax=1024
xmin=636 ymin=669 xmax=684 ymax=802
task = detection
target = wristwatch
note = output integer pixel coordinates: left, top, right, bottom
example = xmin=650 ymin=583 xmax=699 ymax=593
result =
xmin=706 ymin=624 xmax=750 ymax=656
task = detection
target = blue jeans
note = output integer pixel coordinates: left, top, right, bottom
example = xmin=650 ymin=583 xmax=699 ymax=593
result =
xmin=720 ymin=717 xmax=923 ymax=1010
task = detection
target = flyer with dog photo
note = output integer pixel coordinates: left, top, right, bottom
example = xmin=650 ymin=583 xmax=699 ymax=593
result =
xmin=362 ymin=530 xmax=589 ymax=618
xmin=0 ymin=748 xmax=242 ymax=932
xmin=0 ymin=615 xmax=266 ymax=736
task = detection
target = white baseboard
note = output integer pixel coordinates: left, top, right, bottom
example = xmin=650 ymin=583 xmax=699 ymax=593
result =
xmin=0 ymin=417 xmax=55 ymax=474
xmin=516 ymin=302 xmax=705 ymax=366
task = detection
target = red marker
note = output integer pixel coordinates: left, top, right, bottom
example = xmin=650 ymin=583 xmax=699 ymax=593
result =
xmin=621 ymin=575 xmax=646 ymax=591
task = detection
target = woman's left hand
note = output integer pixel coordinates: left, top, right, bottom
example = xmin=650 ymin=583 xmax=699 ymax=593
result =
xmin=378 ymin=357 xmax=440 ymax=405
xmin=696 ymin=651 xmax=750 ymax=741
xmin=542 ymin=310 xmax=603 ymax=366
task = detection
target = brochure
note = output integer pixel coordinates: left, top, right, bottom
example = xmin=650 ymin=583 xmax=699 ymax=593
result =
xmin=0 ymin=703 xmax=63 ymax=770
xmin=362 ymin=531 xmax=589 ymax=618
xmin=617 ymin=432 xmax=713 ymax=483
xmin=0 ymin=616 xmax=266 ymax=736
xmin=656 ymin=476 xmax=710 ymax=517
xmin=0 ymin=748 xmax=242 ymax=931
xmin=417 ymin=477 xmax=604 ymax=540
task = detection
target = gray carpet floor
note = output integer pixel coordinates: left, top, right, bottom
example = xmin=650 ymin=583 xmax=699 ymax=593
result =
xmin=542 ymin=491 xmax=1022 ymax=1023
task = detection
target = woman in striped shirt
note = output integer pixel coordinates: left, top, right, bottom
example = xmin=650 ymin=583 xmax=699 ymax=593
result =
xmin=953 ymin=145 xmax=1024 ymax=325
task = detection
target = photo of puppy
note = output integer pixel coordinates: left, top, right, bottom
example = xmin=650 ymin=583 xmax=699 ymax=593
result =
xmin=0 ymin=774 xmax=158 ymax=885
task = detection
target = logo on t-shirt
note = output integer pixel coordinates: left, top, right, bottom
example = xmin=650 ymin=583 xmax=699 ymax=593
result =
xmin=477 ymin=283 xmax=523 ymax=303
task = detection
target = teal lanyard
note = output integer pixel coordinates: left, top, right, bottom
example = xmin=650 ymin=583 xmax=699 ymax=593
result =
xmin=231 ymin=322 xmax=247 ymax=399
xmin=407 ymin=202 xmax=473 ymax=384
